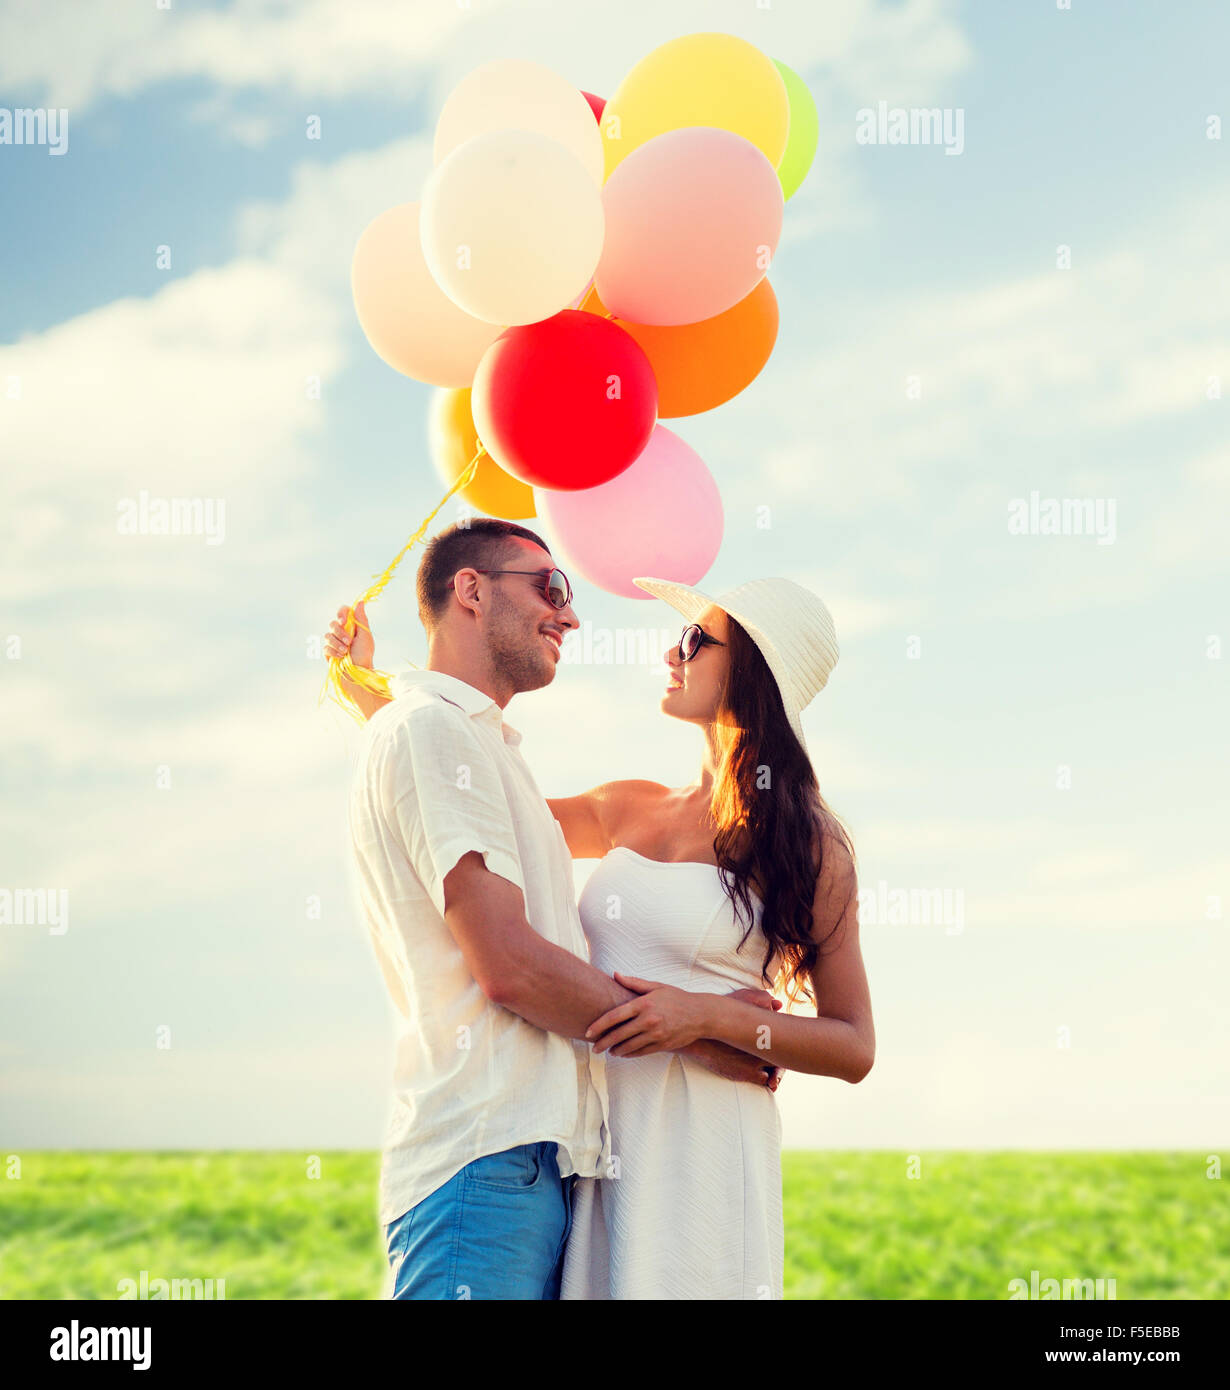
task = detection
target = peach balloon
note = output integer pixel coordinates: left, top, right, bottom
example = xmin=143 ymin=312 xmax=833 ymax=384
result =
xmin=429 ymin=387 xmax=536 ymax=520
xmin=595 ymin=127 xmax=783 ymax=326
xmin=582 ymin=280 xmax=778 ymax=418
xmin=351 ymin=203 xmax=502 ymax=387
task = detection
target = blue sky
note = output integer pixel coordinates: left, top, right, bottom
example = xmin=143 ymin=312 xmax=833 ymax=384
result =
xmin=1 ymin=0 xmax=1227 ymax=1152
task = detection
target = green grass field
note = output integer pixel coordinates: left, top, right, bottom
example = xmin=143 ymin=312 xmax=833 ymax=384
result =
xmin=1 ymin=1151 xmax=1224 ymax=1299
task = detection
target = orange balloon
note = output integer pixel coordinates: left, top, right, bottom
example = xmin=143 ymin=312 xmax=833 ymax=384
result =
xmin=429 ymin=388 xmax=536 ymax=519
xmin=581 ymin=280 xmax=778 ymax=418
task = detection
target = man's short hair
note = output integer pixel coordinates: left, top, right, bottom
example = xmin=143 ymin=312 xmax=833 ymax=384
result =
xmin=416 ymin=519 xmax=551 ymax=631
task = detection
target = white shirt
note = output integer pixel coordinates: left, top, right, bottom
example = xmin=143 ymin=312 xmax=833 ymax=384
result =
xmin=348 ymin=667 xmax=611 ymax=1224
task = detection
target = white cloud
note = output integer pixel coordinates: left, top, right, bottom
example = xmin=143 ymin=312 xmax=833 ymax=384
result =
xmin=849 ymin=813 xmax=1226 ymax=931
xmin=750 ymin=187 xmax=1230 ymax=481
xmin=0 ymin=0 xmax=492 ymax=109
xmin=0 ymin=259 xmax=345 ymax=601
xmin=726 ymin=180 xmax=1230 ymax=634
xmin=235 ymin=135 xmax=434 ymax=289
xmin=185 ymin=90 xmax=277 ymax=149
xmin=1 ymin=260 xmax=341 ymax=486
xmin=0 ymin=0 xmax=971 ymax=143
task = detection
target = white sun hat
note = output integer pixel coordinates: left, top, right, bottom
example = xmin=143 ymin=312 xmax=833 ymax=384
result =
xmin=633 ymin=576 xmax=839 ymax=753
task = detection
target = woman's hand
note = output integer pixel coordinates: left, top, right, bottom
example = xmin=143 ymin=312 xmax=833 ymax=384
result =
xmin=586 ymin=972 xmax=716 ymax=1057
xmin=727 ymin=986 xmax=783 ymax=1014
xmin=324 ymin=600 xmax=374 ymax=669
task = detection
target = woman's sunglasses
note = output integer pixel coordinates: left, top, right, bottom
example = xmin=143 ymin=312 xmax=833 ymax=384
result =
xmin=678 ymin=623 xmax=725 ymax=662
xmin=472 ymin=567 xmax=574 ymax=610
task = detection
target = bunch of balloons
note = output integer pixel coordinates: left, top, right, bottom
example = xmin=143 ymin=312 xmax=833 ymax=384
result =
xmin=351 ymin=32 xmax=818 ymax=600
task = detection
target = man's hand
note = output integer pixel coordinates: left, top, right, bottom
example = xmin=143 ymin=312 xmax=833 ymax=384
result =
xmin=689 ymin=986 xmax=783 ymax=1089
xmin=324 ymin=600 xmax=374 ymax=669
xmin=686 ymin=1038 xmax=782 ymax=1090
xmin=587 ymin=978 xmax=784 ymax=1090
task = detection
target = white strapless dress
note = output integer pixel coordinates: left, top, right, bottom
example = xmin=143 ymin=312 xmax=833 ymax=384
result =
xmin=560 ymin=846 xmax=784 ymax=1300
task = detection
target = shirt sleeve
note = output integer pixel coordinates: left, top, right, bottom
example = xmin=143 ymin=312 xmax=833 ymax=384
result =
xmin=376 ymin=703 xmax=525 ymax=919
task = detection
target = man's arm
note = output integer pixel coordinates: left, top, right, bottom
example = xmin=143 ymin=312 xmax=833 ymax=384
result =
xmin=381 ymin=702 xmax=774 ymax=1085
xmin=443 ymin=851 xmax=645 ymax=1037
xmin=444 ymin=853 xmax=777 ymax=1087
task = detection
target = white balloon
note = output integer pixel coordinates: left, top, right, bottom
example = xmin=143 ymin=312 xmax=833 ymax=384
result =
xmin=434 ymin=59 xmax=604 ymax=186
xmin=421 ymin=129 xmax=605 ymax=327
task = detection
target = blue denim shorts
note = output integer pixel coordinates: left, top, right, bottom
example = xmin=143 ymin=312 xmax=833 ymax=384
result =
xmin=385 ymin=1141 xmax=576 ymax=1300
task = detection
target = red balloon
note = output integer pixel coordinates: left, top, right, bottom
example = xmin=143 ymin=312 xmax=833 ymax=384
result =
xmin=581 ymin=90 xmax=606 ymax=123
xmin=472 ymin=310 xmax=658 ymax=491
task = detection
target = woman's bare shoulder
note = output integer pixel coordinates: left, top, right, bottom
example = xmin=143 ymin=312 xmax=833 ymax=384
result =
xmin=590 ymin=779 xmax=672 ymax=810
xmin=588 ymin=779 xmax=671 ymax=833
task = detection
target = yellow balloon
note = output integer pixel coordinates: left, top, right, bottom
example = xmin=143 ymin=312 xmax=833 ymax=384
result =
xmin=601 ymin=32 xmax=789 ymax=180
xmin=429 ymin=388 xmax=536 ymax=520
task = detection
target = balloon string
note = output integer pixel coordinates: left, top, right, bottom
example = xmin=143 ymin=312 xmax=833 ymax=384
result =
xmin=319 ymin=445 xmax=487 ymax=724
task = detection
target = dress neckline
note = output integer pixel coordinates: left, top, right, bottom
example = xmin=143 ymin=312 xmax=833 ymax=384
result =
xmin=611 ymin=845 xmax=721 ymax=870
xmin=605 ymin=846 xmax=766 ymax=912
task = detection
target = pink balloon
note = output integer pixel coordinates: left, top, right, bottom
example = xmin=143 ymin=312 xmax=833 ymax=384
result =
xmin=537 ymin=424 xmax=723 ymax=599
xmin=595 ymin=127 xmax=784 ymax=326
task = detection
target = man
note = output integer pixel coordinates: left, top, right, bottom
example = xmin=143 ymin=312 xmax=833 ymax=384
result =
xmin=331 ymin=518 xmax=776 ymax=1300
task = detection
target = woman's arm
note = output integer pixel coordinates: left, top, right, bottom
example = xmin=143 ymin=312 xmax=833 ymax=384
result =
xmin=545 ymin=792 xmax=608 ymax=858
xmin=546 ymin=779 xmax=665 ymax=859
xmin=586 ymin=835 xmax=876 ymax=1083
xmin=324 ymin=601 xmax=392 ymax=721
xmin=544 ymin=795 xmax=605 ymax=856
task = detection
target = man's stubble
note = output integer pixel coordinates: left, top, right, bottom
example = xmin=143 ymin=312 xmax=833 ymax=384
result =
xmin=484 ymin=589 xmax=555 ymax=694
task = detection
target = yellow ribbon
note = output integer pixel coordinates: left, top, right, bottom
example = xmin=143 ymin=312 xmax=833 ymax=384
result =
xmin=319 ymin=447 xmax=485 ymax=723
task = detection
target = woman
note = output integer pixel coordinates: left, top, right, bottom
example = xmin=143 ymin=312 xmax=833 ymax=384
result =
xmin=324 ymin=573 xmax=874 ymax=1300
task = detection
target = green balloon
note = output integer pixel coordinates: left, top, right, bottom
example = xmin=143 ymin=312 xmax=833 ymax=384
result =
xmin=773 ymin=59 xmax=818 ymax=201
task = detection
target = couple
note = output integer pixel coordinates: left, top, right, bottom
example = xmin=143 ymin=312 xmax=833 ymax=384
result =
xmin=326 ymin=517 xmax=874 ymax=1300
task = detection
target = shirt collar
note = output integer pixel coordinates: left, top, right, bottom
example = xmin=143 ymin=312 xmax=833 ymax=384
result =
xmin=389 ymin=668 xmax=522 ymax=746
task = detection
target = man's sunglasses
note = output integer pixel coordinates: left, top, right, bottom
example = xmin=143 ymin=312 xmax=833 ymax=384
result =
xmin=678 ymin=623 xmax=725 ymax=662
xmin=471 ymin=567 xmax=574 ymax=610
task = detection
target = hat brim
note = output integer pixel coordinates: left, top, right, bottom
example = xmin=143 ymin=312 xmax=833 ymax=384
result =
xmin=632 ymin=576 xmax=810 ymax=753
xmin=632 ymin=577 xmax=716 ymax=623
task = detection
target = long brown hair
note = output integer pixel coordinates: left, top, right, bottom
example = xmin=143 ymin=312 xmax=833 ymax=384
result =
xmin=709 ymin=616 xmax=856 ymax=1008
